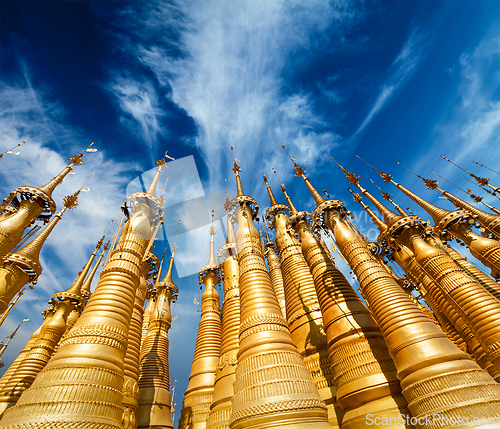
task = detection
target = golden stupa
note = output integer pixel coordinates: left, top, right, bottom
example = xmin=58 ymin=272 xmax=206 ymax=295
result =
xmin=1 ymin=143 xmax=500 ymax=429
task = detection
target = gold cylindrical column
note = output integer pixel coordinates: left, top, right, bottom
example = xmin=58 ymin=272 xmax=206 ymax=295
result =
xmin=206 ymin=215 xmax=240 ymax=429
xmin=299 ymin=166 xmax=500 ymax=426
xmin=138 ymin=252 xmax=177 ymax=429
xmin=0 ymin=161 xmax=164 ymax=429
xmin=263 ymin=225 xmax=286 ymax=318
xmin=287 ymin=194 xmax=410 ymax=429
xmin=122 ymin=261 xmax=149 ymax=429
xmin=179 ymin=228 xmax=222 ymax=429
xmin=229 ymin=164 xmax=331 ymax=429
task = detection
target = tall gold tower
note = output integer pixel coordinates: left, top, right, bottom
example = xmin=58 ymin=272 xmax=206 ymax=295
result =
xmin=352 ymin=165 xmax=500 ymax=373
xmin=0 ymin=159 xmax=165 ymax=429
xmin=374 ymin=169 xmax=500 ymax=282
xmin=296 ymin=159 xmax=500 ymax=425
xmin=263 ymin=175 xmax=341 ymax=428
xmin=0 ymin=193 xmax=76 ymax=315
xmin=282 ymin=187 xmax=411 ymax=429
xmin=0 ymin=199 xmax=88 ymax=416
xmin=262 ymin=224 xmax=286 ymax=318
xmin=206 ymin=212 xmax=240 ymax=429
xmin=228 ymin=159 xmax=331 ymax=429
xmin=349 ymin=190 xmax=500 ymax=381
xmin=0 ymin=143 xmax=94 ymax=260
xmin=178 ymin=224 xmax=222 ymax=429
xmin=137 ymin=249 xmax=177 ymax=429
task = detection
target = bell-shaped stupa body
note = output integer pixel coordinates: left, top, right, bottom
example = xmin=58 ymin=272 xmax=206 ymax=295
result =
xmin=206 ymin=214 xmax=240 ymax=429
xmin=0 ymin=160 xmax=164 ymax=429
xmin=317 ymin=162 xmax=500 ymax=424
xmin=264 ymin=177 xmax=342 ymax=428
xmin=0 ymin=237 xmax=101 ymax=416
xmin=262 ymin=224 xmax=286 ymax=318
xmin=286 ymin=189 xmax=411 ymax=429
xmin=0 ymin=145 xmax=93 ymax=260
xmin=138 ymin=252 xmax=177 ymax=429
xmin=178 ymin=227 xmax=222 ymax=429
xmin=228 ymin=164 xmax=331 ymax=429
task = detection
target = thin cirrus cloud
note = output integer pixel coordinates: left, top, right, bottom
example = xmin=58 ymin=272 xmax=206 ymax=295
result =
xmin=411 ymin=33 xmax=500 ymax=184
xmin=102 ymin=0 xmax=360 ymax=191
xmin=356 ymin=26 xmax=429 ymax=134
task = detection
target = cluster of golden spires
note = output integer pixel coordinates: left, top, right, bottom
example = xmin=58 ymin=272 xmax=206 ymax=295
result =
xmin=2 ymin=142 xmax=500 ymax=429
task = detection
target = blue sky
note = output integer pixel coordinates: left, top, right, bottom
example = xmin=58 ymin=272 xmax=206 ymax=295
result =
xmin=0 ymin=1 xmax=499 ymax=426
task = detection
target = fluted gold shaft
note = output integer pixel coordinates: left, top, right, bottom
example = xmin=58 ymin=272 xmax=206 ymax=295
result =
xmin=273 ymin=212 xmax=342 ymax=428
xmin=122 ymin=266 xmax=149 ymax=429
xmin=178 ymin=275 xmax=221 ymax=429
xmin=296 ymin=218 xmax=411 ymax=429
xmin=0 ymin=218 xmax=149 ymax=428
xmin=229 ymin=200 xmax=331 ymax=429
xmin=264 ymin=243 xmax=287 ymax=318
xmin=322 ymin=207 xmax=500 ymax=424
xmin=0 ymin=301 xmax=75 ymax=416
xmin=392 ymin=244 xmax=500 ymax=381
xmin=206 ymin=253 xmax=239 ymax=429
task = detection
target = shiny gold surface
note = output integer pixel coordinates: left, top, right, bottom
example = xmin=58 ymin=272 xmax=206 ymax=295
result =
xmin=179 ymin=228 xmax=221 ymax=429
xmin=288 ymin=193 xmax=410 ymax=429
xmin=0 ymin=145 xmax=92 ymax=260
xmin=263 ymin=224 xmax=286 ymax=319
xmin=206 ymin=216 xmax=239 ymax=429
xmin=0 ymin=162 xmax=163 ymax=428
xmin=301 ymin=168 xmax=500 ymax=426
xmin=138 ymin=252 xmax=177 ymax=429
xmin=265 ymin=179 xmax=342 ymax=428
xmin=228 ymin=166 xmax=331 ymax=429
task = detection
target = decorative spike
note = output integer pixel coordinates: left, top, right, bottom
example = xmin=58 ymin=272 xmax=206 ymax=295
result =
xmin=263 ymin=174 xmax=278 ymax=206
xmin=355 ymin=154 xmax=393 ymax=182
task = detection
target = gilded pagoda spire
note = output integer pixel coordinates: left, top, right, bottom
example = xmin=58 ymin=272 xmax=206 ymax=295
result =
xmin=266 ymin=174 xmax=342 ymax=428
xmin=348 ymin=160 xmax=500 ymax=373
xmin=0 ymin=244 xmax=89 ymax=416
xmin=286 ymin=186 xmax=412 ymax=428
xmin=369 ymin=179 xmax=408 ymax=216
xmin=0 ymin=143 xmax=95 ymax=259
xmin=435 ymin=185 xmax=500 ymax=239
xmin=138 ymin=249 xmax=177 ymax=429
xmin=349 ymin=191 xmax=500 ymax=380
xmin=206 ymin=213 xmax=240 ymax=429
xmin=299 ymin=158 xmax=500 ymax=425
xmin=80 ymin=240 xmax=108 ymax=299
xmin=228 ymin=157 xmax=331 ymax=429
xmin=0 ymin=190 xmax=81 ymax=315
xmin=0 ymin=157 xmax=165 ymax=429
xmin=262 ymin=221 xmax=286 ymax=318
xmin=380 ymin=164 xmax=500 ymax=282
xmin=0 ymin=301 xmax=52 ymax=394
xmin=178 ymin=222 xmax=222 ymax=429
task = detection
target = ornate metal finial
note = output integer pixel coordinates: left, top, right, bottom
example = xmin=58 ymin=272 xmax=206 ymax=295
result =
xmin=355 ymin=155 xmax=392 ymax=183
xmin=172 ymin=219 xmax=181 ymax=255
xmin=0 ymin=141 xmax=25 ymax=159
xmin=370 ymin=179 xmax=392 ymax=201
xmin=103 ymin=240 xmax=110 ymax=252
xmin=330 ymin=156 xmax=360 ymax=184
xmin=209 ymin=211 xmax=216 ymax=237
xmin=323 ymin=190 xmax=330 ymax=199
xmin=282 ymin=145 xmax=306 ymax=177
xmin=62 ymin=192 xmax=80 ymax=210
xmin=347 ymin=187 xmax=363 ymax=204
xmin=70 ymin=142 xmax=96 ymax=166
xmin=395 ymin=161 xmax=438 ymax=190
xmin=441 ymin=155 xmax=487 ymax=185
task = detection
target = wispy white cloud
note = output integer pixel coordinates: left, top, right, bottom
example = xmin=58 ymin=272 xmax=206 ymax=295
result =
xmin=107 ymin=74 xmax=166 ymax=154
xmin=102 ymin=0 xmax=361 ymax=197
xmin=357 ymin=26 xmax=429 ymax=133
